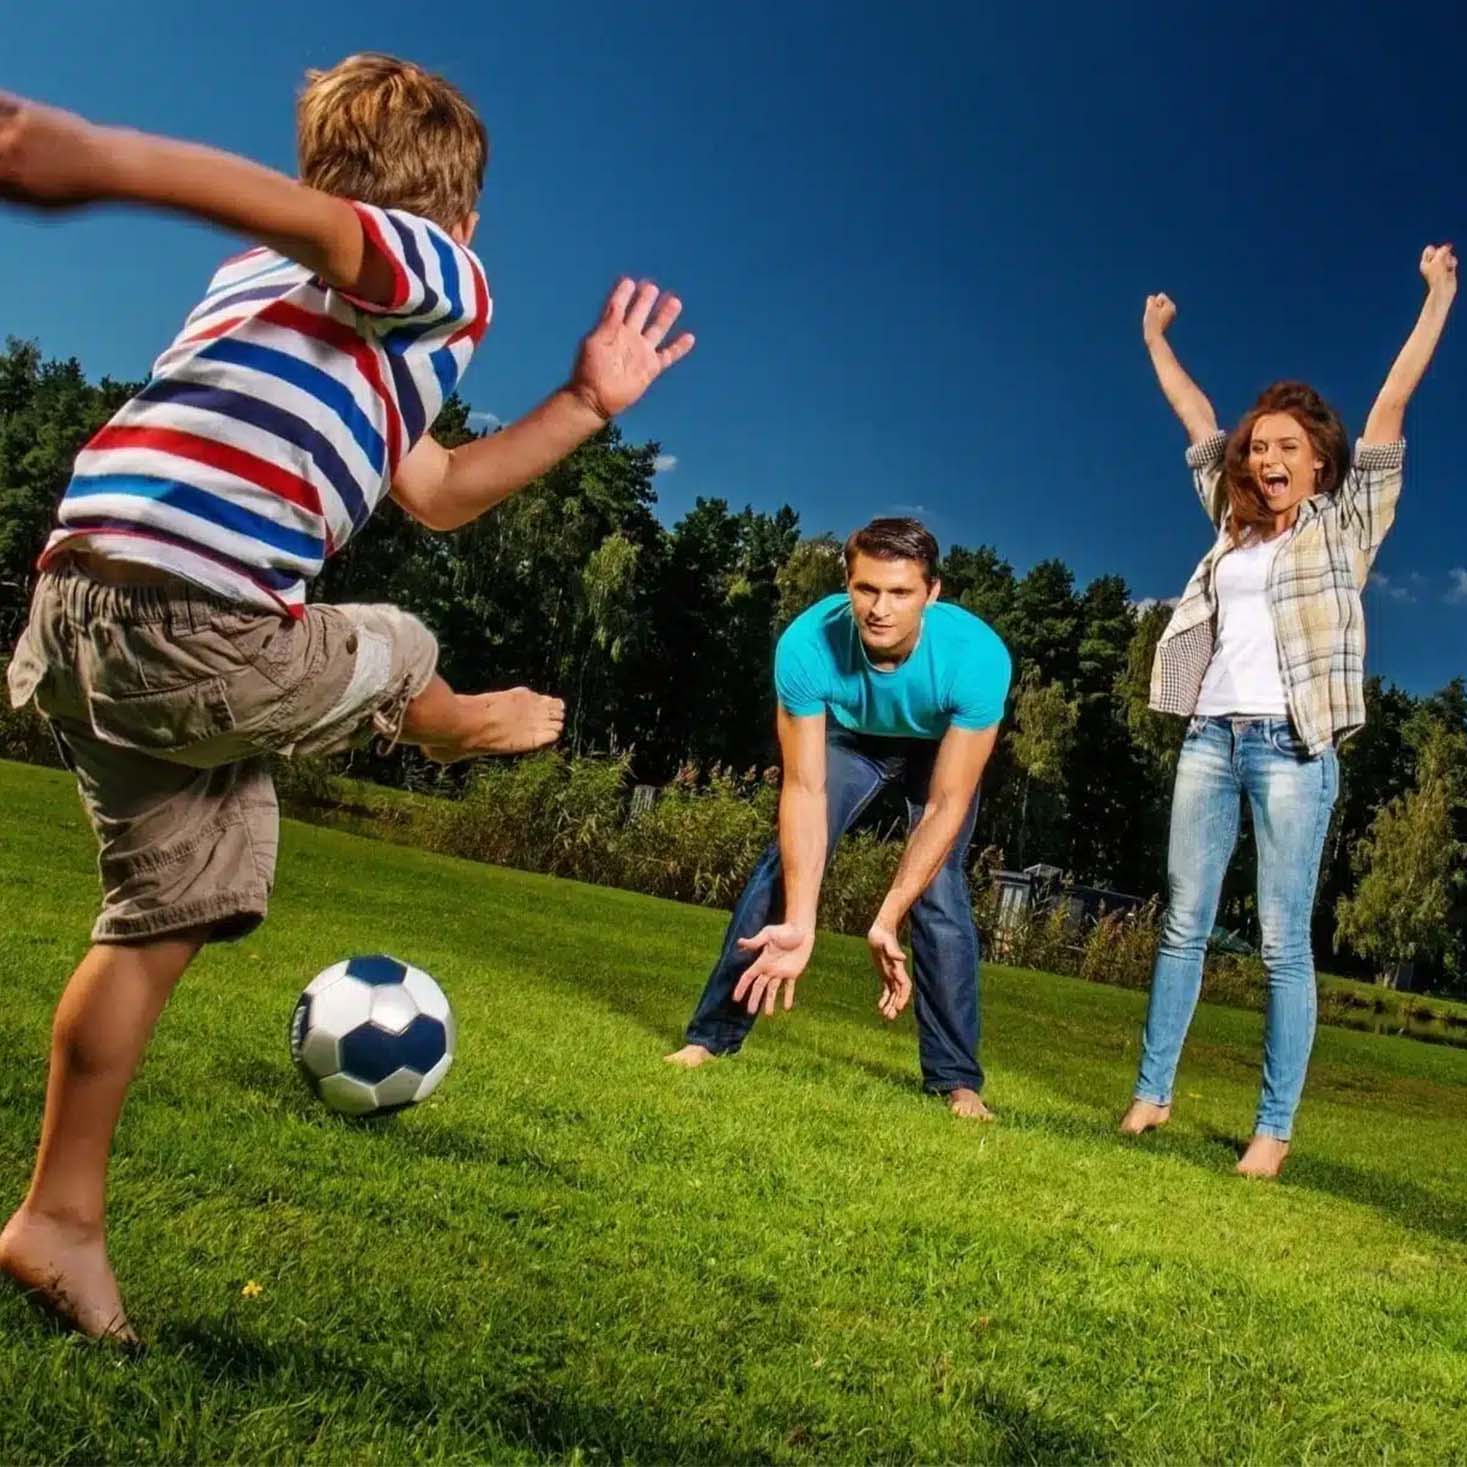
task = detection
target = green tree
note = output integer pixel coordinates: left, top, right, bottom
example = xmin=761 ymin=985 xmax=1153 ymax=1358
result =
xmin=1317 ymin=676 xmax=1419 ymax=964
xmin=1335 ymin=715 xmax=1467 ymax=986
xmin=774 ymin=535 xmax=844 ymax=631
xmin=1009 ymin=670 xmax=1079 ymax=869
xmin=1007 ymin=559 xmax=1081 ymax=687
xmin=943 ymin=544 xmax=1016 ymax=638
xmin=0 ymin=339 xmax=141 ymax=641
xmin=570 ymin=531 xmax=641 ymax=750
xmin=1116 ymin=603 xmax=1184 ymax=775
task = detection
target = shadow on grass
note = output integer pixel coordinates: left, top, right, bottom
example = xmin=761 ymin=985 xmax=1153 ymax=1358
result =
xmin=1280 ymin=1152 xmax=1467 ymax=1247
xmin=213 ymin=1055 xmax=591 ymax=1186
xmin=151 ymin=1318 xmax=1112 ymax=1465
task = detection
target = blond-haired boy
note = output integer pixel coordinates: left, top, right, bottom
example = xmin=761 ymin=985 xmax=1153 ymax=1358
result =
xmin=0 ymin=54 xmax=693 ymax=1341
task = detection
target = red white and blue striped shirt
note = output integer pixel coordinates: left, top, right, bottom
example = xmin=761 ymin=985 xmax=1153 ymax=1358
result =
xmin=42 ymin=203 xmax=491 ymax=615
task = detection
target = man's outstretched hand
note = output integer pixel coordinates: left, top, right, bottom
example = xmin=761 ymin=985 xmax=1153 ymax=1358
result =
xmin=733 ymin=922 xmax=814 ymax=1016
xmin=569 ymin=278 xmax=695 ymax=421
xmin=867 ymin=921 xmax=913 ymax=1021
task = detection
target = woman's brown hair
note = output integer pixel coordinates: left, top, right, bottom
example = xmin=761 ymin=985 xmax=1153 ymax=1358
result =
xmin=1221 ymin=382 xmax=1350 ymax=545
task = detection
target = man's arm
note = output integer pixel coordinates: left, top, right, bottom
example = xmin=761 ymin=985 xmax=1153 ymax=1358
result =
xmin=730 ymin=707 xmax=828 ymax=1018
xmin=1142 ymin=294 xmax=1219 ymax=446
xmin=392 ymin=280 xmax=695 ymax=531
xmin=1362 ymin=244 xmax=1457 ymax=444
xmin=0 ymin=91 xmax=397 ymax=304
xmin=866 ymin=724 xmax=999 ymax=1019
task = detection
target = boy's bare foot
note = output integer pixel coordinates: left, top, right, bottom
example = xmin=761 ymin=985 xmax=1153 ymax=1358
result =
xmin=664 ymin=1043 xmax=717 ymax=1069
xmin=1236 ymin=1135 xmax=1289 ymax=1179
xmin=945 ymin=1088 xmax=994 ymax=1120
xmin=423 ymin=688 xmax=566 ymax=762
xmin=1119 ymin=1100 xmax=1171 ymax=1135
xmin=0 ymin=1207 xmax=137 ymax=1344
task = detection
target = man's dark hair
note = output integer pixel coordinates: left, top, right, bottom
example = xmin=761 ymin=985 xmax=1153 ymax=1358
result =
xmin=843 ymin=517 xmax=940 ymax=584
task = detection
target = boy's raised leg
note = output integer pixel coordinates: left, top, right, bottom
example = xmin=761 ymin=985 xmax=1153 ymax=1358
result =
xmin=0 ymin=931 xmax=204 ymax=1342
xmin=402 ymin=675 xmax=565 ymax=761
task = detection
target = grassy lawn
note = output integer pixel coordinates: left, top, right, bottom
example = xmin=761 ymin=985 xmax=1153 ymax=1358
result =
xmin=1 ymin=758 xmax=1465 ymax=1465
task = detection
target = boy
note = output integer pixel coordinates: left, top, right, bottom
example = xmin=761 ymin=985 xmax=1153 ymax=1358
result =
xmin=0 ymin=54 xmax=694 ymax=1342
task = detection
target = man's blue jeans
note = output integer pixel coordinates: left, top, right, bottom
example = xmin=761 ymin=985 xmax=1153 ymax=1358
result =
xmin=1134 ymin=716 xmax=1339 ymax=1141
xmin=684 ymin=724 xmax=984 ymax=1094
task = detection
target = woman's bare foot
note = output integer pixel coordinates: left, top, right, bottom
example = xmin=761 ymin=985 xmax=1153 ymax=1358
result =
xmin=945 ymin=1088 xmax=994 ymax=1120
xmin=1236 ymin=1135 xmax=1290 ymax=1179
xmin=422 ymin=688 xmax=566 ymax=762
xmin=664 ymin=1044 xmax=717 ymax=1069
xmin=0 ymin=1207 xmax=136 ymax=1344
xmin=1119 ymin=1099 xmax=1171 ymax=1135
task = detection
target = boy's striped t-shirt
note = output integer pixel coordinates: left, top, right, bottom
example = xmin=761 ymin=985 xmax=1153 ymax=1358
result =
xmin=41 ymin=203 xmax=491 ymax=615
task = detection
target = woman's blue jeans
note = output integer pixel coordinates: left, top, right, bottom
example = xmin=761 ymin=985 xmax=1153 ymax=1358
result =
xmin=684 ymin=725 xmax=984 ymax=1094
xmin=1134 ymin=716 xmax=1339 ymax=1141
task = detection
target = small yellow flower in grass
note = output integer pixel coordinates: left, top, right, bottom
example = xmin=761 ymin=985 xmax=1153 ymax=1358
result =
xmin=241 ymin=1280 xmax=264 ymax=1299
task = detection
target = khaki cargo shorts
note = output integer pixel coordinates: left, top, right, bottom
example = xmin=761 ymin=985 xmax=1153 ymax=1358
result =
xmin=5 ymin=564 xmax=438 ymax=944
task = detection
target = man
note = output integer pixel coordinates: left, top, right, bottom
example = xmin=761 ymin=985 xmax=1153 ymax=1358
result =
xmin=665 ymin=518 xmax=1011 ymax=1116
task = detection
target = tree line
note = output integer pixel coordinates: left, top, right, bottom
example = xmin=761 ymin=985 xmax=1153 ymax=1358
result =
xmin=1 ymin=338 xmax=1462 ymax=991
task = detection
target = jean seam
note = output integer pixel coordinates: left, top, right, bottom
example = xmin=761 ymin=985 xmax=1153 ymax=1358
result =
xmin=1253 ymin=744 xmax=1336 ymax=1140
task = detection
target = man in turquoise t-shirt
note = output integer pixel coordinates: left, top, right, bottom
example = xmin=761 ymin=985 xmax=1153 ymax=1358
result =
xmin=666 ymin=518 xmax=1012 ymax=1116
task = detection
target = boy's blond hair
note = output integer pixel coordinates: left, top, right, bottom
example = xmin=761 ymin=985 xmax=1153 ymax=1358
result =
xmin=297 ymin=53 xmax=487 ymax=231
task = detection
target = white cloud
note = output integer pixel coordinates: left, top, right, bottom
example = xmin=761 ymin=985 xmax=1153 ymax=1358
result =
xmin=890 ymin=503 xmax=931 ymax=517
xmin=1447 ymin=567 xmax=1467 ymax=605
xmin=467 ymin=410 xmax=501 ymax=433
xmin=653 ymin=453 xmax=679 ymax=474
xmin=1369 ymin=572 xmax=1414 ymax=602
xmin=1131 ymin=596 xmax=1181 ymax=613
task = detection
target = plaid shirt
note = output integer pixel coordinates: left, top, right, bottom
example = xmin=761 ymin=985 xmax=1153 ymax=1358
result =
xmin=1149 ymin=431 xmax=1406 ymax=756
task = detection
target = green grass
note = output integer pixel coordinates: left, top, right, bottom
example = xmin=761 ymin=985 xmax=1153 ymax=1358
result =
xmin=1 ymin=759 xmax=1465 ymax=1465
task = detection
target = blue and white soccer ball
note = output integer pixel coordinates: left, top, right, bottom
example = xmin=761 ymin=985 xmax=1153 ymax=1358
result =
xmin=290 ymin=955 xmax=456 ymax=1117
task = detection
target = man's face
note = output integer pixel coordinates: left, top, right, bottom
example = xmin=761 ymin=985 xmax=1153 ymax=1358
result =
xmin=846 ymin=552 xmax=939 ymax=657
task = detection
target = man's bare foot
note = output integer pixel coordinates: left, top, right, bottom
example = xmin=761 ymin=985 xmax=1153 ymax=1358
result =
xmin=0 ymin=1207 xmax=137 ymax=1344
xmin=664 ymin=1043 xmax=717 ymax=1069
xmin=945 ymin=1088 xmax=994 ymax=1121
xmin=1236 ymin=1135 xmax=1289 ymax=1179
xmin=1119 ymin=1099 xmax=1171 ymax=1135
xmin=423 ymin=688 xmax=566 ymax=762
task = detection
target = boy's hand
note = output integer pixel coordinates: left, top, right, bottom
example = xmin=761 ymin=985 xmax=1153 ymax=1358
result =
xmin=569 ymin=278 xmax=695 ymax=420
xmin=0 ymin=92 xmax=106 ymax=208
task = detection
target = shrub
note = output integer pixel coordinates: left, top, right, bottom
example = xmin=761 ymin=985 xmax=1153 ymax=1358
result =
xmin=820 ymin=830 xmax=902 ymax=935
xmin=1078 ymin=902 xmax=1162 ymax=992
xmin=618 ymin=765 xmax=776 ymax=908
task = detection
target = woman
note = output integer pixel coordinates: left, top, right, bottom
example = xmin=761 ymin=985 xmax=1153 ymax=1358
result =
xmin=1120 ymin=245 xmax=1457 ymax=1177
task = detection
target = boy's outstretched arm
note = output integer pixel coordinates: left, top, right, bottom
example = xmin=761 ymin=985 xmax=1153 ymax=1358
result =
xmin=391 ymin=279 xmax=695 ymax=531
xmin=1142 ymin=293 xmax=1219 ymax=445
xmin=0 ymin=91 xmax=397 ymax=305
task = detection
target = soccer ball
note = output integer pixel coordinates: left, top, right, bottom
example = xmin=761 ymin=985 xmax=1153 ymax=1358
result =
xmin=290 ymin=955 xmax=456 ymax=1117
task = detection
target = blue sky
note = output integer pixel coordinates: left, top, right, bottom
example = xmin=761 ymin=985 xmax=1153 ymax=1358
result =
xmin=5 ymin=0 xmax=1464 ymax=693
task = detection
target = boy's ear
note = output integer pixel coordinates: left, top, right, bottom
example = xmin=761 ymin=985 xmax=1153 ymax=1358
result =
xmin=452 ymin=210 xmax=479 ymax=248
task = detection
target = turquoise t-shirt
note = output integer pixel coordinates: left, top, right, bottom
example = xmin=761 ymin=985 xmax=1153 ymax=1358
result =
xmin=774 ymin=594 xmax=1011 ymax=739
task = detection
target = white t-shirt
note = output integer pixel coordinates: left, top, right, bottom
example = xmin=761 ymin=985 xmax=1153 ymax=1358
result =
xmin=1195 ymin=536 xmax=1288 ymax=717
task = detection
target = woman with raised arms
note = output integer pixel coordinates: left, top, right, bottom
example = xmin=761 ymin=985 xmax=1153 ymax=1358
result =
xmin=1120 ymin=244 xmax=1457 ymax=1177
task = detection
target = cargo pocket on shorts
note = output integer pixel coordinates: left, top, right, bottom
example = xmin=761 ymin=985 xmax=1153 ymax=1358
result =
xmin=5 ymin=625 xmax=47 ymax=709
xmin=87 ymin=677 xmax=237 ymax=758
